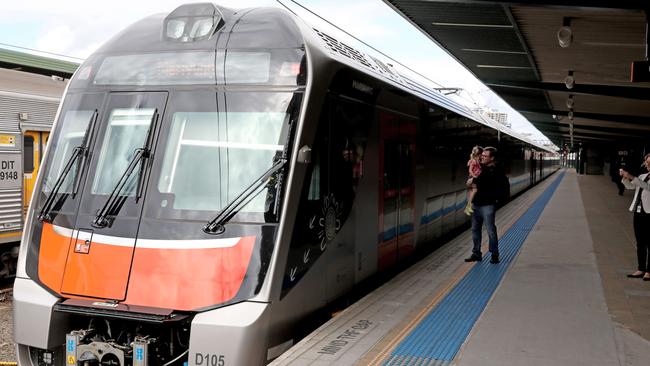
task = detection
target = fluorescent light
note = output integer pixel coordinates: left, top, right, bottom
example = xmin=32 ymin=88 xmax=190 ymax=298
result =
xmin=581 ymin=42 xmax=644 ymax=47
xmin=461 ymin=48 xmax=527 ymax=55
xmin=431 ymin=22 xmax=513 ymax=28
xmin=476 ymin=65 xmax=532 ymax=69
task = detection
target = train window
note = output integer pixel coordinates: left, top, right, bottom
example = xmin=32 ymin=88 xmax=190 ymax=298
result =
xmin=156 ymin=92 xmax=299 ymax=216
xmin=308 ymin=155 xmax=320 ymax=201
xmin=94 ymin=51 xmax=216 ymax=85
xmin=42 ymin=110 xmax=95 ymax=193
xmin=23 ymin=136 xmax=34 ymax=174
xmin=91 ymin=108 xmax=155 ymax=195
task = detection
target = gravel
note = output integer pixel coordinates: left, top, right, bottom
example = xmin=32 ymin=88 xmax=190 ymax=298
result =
xmin=0 ymin=292 xmax=16 ymax=362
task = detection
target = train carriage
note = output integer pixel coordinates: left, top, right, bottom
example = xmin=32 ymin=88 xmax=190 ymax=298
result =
xmin=13 ymin=3 xmax=559 ymax=366
xmin=0 ymin=61 xmax=75 ymax=278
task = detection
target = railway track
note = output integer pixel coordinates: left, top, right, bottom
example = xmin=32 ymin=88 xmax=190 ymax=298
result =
xmin=0 ymin=276 xmax=14 ymax=301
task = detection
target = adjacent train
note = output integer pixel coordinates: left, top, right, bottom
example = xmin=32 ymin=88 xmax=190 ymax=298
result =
xmin=13 ymin=3 xmax=559 ymax=366
xmin=0 ymin=66 xmax=69 ymax=280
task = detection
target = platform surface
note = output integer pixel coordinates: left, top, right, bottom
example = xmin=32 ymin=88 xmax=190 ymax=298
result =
xmin=271 ymin=170 xmax=650 ymax=366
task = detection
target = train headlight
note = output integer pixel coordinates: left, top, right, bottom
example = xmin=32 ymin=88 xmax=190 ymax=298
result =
xmin=166 ymin=20 xmax=185 ymax=39
xmin=190 ymin=17 xmax=215 ymax=38
xmin=164 ymin=3 xmax=224 ymax=42
xmin=29 ymin=346 xmax=63 ymax=366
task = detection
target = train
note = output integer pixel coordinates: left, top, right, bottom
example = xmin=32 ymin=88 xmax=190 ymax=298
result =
xmin=0 ymin=65 xmax=70 ymax=280
xmin=13 ymin=3 xmax=559 ymax=366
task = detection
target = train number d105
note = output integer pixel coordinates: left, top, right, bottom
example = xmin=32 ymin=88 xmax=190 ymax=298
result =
xmin=194 ymin=353 xmax=226 ymax=366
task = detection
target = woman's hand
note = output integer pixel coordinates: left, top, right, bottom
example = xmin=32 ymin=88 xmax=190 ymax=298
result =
xmin=620 ymin=169 xmax=634 ymax=181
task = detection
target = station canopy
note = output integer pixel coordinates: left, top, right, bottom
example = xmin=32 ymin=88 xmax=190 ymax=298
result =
xmin=384 ymin=0 xmax=650 ymax=150
xmin=0 ymin=47 xmax=78 ymax=79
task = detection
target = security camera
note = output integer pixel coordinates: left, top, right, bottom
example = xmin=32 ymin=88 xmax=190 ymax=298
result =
xmin=566 ymin=95 xmax=574 ymax=109
xmin=557 ymin=26 xmax=572 ymax=48
xmin=565 ymin=74 xmax=575 ymax=89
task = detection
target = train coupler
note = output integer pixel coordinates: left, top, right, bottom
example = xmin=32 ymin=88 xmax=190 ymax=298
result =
xmin=65 ymin=330 xmax=144 ymax=366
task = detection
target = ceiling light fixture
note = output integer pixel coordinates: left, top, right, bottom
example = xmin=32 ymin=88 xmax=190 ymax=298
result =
xmin=566 ymin=94 xmax=574 ymax=109
xmin=565 ymin=70 xmax=575 ymax=89
xmin=557 ymin=17 xmax=572 ymax=48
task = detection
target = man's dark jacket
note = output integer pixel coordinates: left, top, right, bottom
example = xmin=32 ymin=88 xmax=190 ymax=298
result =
xmin=473 ymin=165 xmax=509 ymax=206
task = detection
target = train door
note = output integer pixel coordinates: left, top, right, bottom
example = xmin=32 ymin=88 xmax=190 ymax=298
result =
xmin=378 ymin=111 xmax=415 ymax=270
xmin=59 ymin=92 xmax=166 ymax=300
xmin=23 ymin=130 xmax=49 ymax=212
xmin=528 ymin=149 xmax=537 ymax=185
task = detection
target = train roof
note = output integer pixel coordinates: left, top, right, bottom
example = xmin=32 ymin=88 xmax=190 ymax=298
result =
xmin=83 ymin=2 xmax=555 ymax=153
xmin=295 ymin=18 xmax=557 ymax=153
xmin=94 ymin=5 xmax=302 ymax=54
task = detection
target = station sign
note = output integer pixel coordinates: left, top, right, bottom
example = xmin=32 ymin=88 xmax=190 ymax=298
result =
xmin=0 ymin=152 xmax=22 ymax=190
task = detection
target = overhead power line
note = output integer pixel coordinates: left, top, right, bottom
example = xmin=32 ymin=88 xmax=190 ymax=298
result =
xmin=274 ymin=1 xmax=501 ymax=114
xmin=276 ymin=0 xmax=444 ymax=89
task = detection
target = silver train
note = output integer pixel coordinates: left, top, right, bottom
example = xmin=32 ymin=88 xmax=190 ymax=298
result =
xmin=13 ymin=3 xmax=559 ymax=366
xmin=0 ymin=67 xmax=68 ymax=279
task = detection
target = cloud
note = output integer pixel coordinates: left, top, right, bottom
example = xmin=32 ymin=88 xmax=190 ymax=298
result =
xmin=6 ymin=0 xmax=276 ymax=58
xmin=299 ymin=0 xmax=392 ymax=39
xmin=35 ymin=25 xmax=75 ymax=56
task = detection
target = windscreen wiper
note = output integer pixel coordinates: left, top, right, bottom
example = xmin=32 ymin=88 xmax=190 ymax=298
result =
xmin=38 ymin=110 xmax=98 ymax=223
xmin=203 ymin=158 xmax=287 ymax=235
xmin=92 ymin=111 xmax=158 ymax=228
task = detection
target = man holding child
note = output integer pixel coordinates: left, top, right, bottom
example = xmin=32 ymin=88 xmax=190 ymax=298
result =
xmin=464 ymin=146 xmax=510 ymax=264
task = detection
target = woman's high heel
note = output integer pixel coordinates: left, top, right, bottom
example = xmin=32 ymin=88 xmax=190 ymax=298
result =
xmin=627 ymin=271 xmax=645 ymax=278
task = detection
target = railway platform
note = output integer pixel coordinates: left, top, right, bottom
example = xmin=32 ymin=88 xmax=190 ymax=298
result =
xmin=271 ymin=169 xmax=650 ymax=366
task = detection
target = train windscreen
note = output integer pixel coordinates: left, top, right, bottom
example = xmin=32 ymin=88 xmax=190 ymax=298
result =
xmin=147 ymin=91 xmax=301 ymax=223
xmin=42 ymin=110 xmax=95 ymax=194
xmin=91 ymin=108 xmax=155 ymax=195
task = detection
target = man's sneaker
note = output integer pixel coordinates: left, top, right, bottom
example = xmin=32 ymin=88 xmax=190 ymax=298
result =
xmin=490 ymin=255 xmax=500 ymax=264
xmin=464 ymin=255 xmax=482 ymax=262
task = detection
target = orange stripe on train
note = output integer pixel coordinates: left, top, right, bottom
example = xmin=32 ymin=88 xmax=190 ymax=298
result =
xmin=37 ymin=223 xmax=257 ymax=311
xmin=126 ymin=236 xmax=256 ymax=310
xmin=38 ymin=223 xmax=71 ymax=292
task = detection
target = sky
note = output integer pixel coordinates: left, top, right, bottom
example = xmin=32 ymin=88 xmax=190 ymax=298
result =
xmin=0 ymin=0 xmax=552 ymax=144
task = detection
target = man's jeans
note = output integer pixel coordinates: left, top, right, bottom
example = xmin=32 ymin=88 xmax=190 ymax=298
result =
xmin=471 ymin=204 xmax=499 ymax=257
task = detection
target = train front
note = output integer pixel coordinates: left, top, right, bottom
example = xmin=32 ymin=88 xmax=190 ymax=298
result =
xmin=13 ymin=4 xmax=306 ymax=366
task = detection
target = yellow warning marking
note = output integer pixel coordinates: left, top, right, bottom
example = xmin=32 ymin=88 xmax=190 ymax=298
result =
xmin=366 ymin=261 xmax=472 ymax=366
xmin=67 ymin=355 xmax=75 ymax=365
